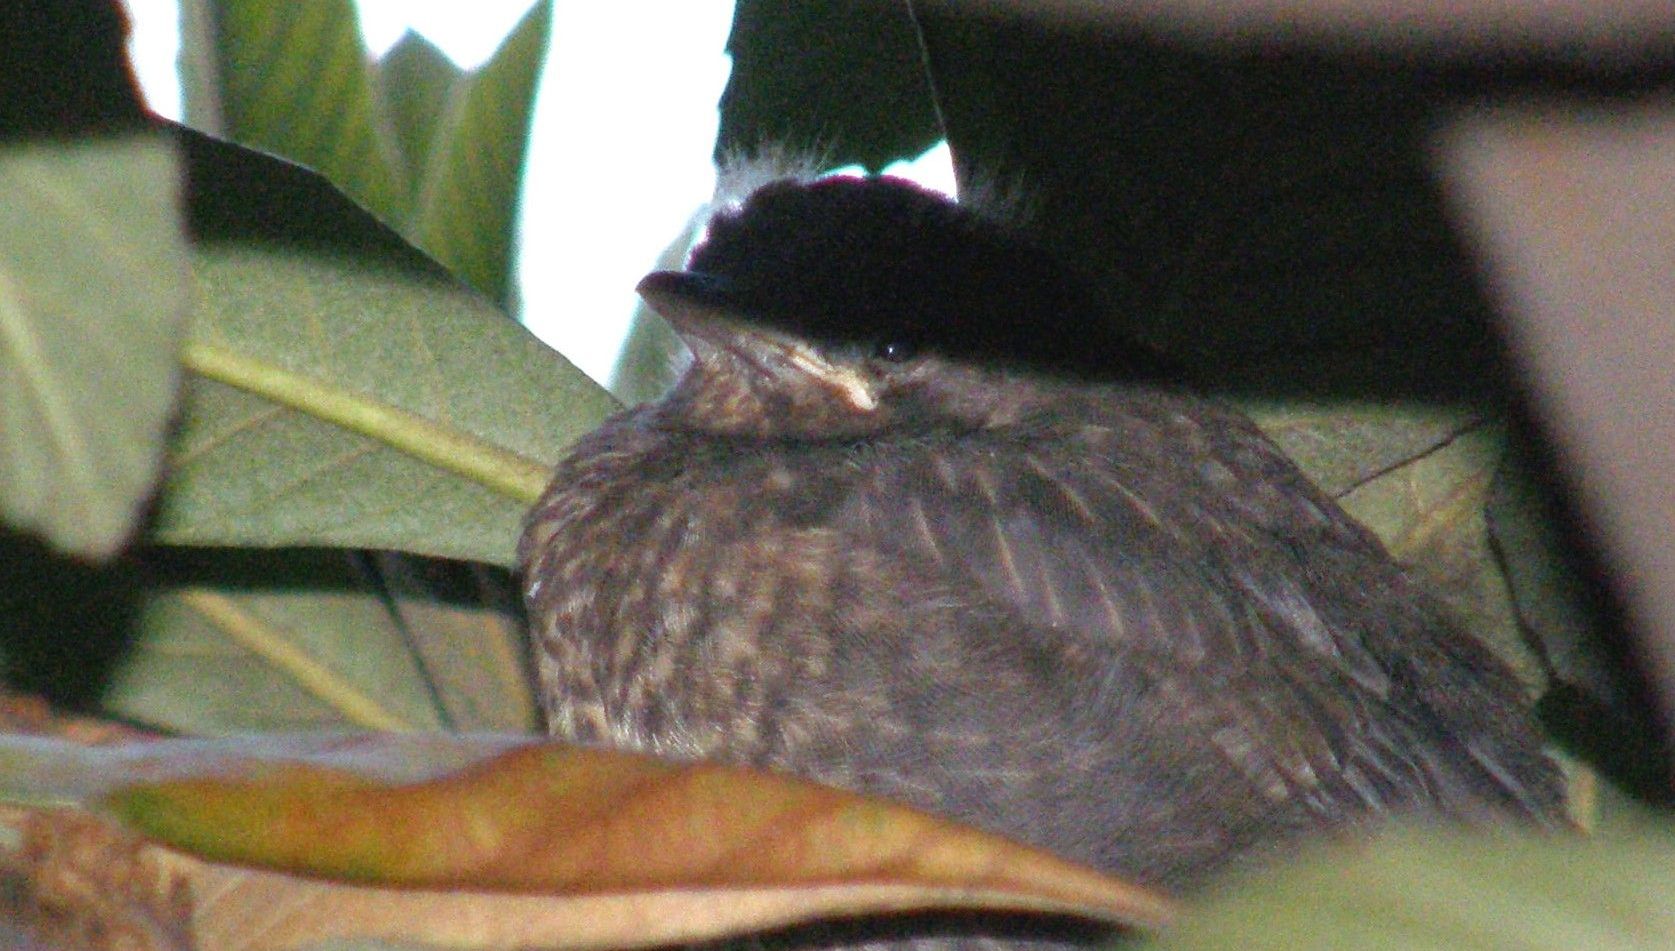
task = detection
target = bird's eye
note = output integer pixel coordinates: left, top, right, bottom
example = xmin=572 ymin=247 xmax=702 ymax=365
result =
xmin=873 ymin=339 xmax=918 ymax=363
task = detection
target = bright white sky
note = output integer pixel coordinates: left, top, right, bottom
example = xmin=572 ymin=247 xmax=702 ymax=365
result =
xmin=122 ymin=0 xmax=954 ymax=392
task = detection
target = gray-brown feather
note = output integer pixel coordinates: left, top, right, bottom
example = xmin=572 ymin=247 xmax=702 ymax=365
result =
xmin=520 ymin=379 xmax=1564 ymax=893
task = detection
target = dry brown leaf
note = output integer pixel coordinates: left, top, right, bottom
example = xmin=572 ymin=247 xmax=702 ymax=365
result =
xmin=104 ymin=742 xmax=1172 ymax=940
xmin=0 ymin=806 xmax=194 ymax=951
xmin=4 ymin=797 xmax=1154 ymax=951
xmin=0 ymin=690 xmax=157 ymax=746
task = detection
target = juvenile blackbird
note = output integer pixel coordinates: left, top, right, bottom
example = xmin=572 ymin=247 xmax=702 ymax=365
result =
xmin=519 ymin=175 xmax=1565 ymax=904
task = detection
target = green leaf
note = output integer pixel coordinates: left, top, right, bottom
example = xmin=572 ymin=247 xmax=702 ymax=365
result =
xmin=152 ymin=129 xmax=618 ymax=567
xmin=103 ymin=550 xmax=536 ymax=735
xmin=367 ymin=552 xmax=537 ymax=732
xmin=1153 ymin=825 xmax=1675 ymax=950
xmin=203 ymin=0 xmax=407 ymax=220
xmin=109 ymin=550 xmax=445 ymax=733
xmin=395 ymin=1 xmax=551 ymax=306
xmin=376 ymin=33 xmax=459 ymax=187
xmin=203 ymin=0 xmax=552 ymax=307
xmin=0 ymin=135 xmax=188 ymax=559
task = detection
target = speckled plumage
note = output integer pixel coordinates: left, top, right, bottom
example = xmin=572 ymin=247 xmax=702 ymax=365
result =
xmin=519 ymin=176 xmax=1564 ymax=914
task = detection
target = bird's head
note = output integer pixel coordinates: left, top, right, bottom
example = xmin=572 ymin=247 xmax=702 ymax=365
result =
xmin=639 ymin=174 xmax=1176 ymax=439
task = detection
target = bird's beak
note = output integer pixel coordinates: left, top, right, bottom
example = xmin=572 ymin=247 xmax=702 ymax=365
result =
xmin=637 ymin=270 xmax=879 ymax=412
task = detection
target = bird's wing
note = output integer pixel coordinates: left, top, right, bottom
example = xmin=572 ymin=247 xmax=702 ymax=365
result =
xmin=822 ymin=411 xmax=1552 ymax=823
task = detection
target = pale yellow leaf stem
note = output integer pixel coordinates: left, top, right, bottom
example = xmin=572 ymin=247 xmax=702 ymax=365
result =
xmin=180 ymin=340 xmax=551 ymax=504
xmin=178 ymin=589 xmax=414 ymax=732
xmin=1387 ymin=466 xmax=1494 ymax=560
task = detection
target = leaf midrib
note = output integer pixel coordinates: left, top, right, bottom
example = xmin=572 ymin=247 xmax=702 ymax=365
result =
xmin=180 ymin=340 xmax=550 ymax=505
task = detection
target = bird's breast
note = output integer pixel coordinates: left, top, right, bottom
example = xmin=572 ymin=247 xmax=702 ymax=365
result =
xmin=520 ymin=418 xmax=854 ymax=762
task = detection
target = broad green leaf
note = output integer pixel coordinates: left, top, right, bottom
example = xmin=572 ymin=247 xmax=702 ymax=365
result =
xmin=365 ymin=552 xmax=537 ymax=733
xmin=397 ymin=1 xmax=551 ymax=306
xmin=0 ymin=136 xmax=187 ymax=559
xmin=202 ymin=0 xmax=407 ymax=220
xmin=152 ymin=129 xmax=618 ymax=567
xmin=202 ymin=0 xmax=550 ymax=307
xmin=1154 ymin=825 xmax=1675 ymax=950
xmin=376 ymin=34 xmax=458 ymax=187
xmin=102 ymin=550 xmax=535 ymax=736
xmin=103 ymin=549 xmax=536 ymax=736
xmin=106 ymin=550 xmax=437 ymax=734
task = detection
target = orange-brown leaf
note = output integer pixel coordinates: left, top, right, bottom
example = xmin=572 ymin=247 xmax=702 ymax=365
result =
xmin=106 ymin=742 xmax=1174 ymax=933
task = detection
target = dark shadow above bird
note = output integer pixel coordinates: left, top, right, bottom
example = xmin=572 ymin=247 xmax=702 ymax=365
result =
xmin=520 ymin=172 xmax=1566 ymax=904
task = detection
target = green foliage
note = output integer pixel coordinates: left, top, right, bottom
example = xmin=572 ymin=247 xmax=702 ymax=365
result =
xmin=153 ymin=128 xmax=614 ymax=567
xmin=388 ymin=4 xmax=550 ymax=305
xmin=194 ymin=0 xmax=549 ymax=306
xmin=197 ymin=0 xmax=404 ymax=217
xmin=0 ymin=7 xmax=601 ymax=728
xmin=1152 ymin=825 xmax=1675 ymax=950
xmin=137 ymin=123 xmax=605 ymax=732
xmin=0 ymin=137 xmax=187 ymax=559
xmin=0 ymin=123 xmax=602 ymax=733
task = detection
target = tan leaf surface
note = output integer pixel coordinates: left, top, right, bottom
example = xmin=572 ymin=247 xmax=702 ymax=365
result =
xmin=180 ymin=854 xmax=1139 ymax=951
xmin=0 ymin=806 xmax=193 ymax=951
xmin=1336 ymin=423 xmax=1542 ymax=690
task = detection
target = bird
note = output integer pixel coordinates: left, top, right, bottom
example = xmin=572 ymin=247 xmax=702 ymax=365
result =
xmin=518 ymin=172 xmax=1565 ymax=911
